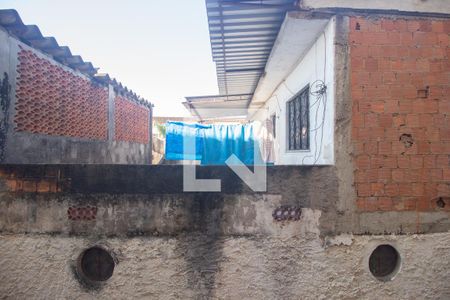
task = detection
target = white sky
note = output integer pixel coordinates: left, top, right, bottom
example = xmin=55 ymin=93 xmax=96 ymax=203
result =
xmin=0 ymin=0 xmax=219 ymax=116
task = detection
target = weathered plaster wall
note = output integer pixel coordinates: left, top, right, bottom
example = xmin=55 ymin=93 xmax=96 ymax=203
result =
xmin=0 ymin=164 xmax=449 ymax=236
xmin=0 ymin=164 xmax=449 ymax=298
xmin=0 ymin=165 xmax=339 ymax=235
xmin=1 ymin=232 xmax=449 ymax=299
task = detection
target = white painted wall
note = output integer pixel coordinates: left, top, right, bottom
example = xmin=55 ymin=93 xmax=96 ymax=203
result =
xmin=251 ymin=17 xmax=336 ymax=165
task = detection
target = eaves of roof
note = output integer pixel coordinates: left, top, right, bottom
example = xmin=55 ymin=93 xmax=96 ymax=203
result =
xmin=206 ymin=0 xmax=297 ymax=96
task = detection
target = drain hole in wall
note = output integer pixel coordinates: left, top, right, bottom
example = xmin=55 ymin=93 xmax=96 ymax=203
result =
xmin=436 ymin=197 xmax=446 ymax=208
xmin=417 ymin=86 xmax=429 ymax=98
xmin=399 ymin=134 xmax=414 ymax=148
xmin=369 ymin=244 xmax=400 ymax=281
xmin=79 ymin=247 xmax=115 ymax=282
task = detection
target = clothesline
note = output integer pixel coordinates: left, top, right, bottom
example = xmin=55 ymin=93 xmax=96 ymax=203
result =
xmin=165 ymin=121 xmax=274 ymax=165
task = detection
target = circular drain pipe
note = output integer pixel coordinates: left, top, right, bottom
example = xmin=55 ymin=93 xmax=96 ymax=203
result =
xmin=77 ymin=246 xmax=115 ymax=284
xmin=368 ymin=244 xmax=401 ymax=281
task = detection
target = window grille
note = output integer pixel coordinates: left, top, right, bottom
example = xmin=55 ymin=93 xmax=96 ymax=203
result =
xmin=287 ymin=86 xmax=309 ymax=150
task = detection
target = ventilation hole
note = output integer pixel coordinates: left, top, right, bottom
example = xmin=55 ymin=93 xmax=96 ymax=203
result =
xmin=272 ymin=206 xmax=302 ymax=221
xmin=79 ymin=247 xmax=115 ymax=282
xmin=417 ymin=86 xmax=429 ymax=98
xmin=436 ymin=197 xmax=446 ymax=208
xmin=355 ymin=22 xmax=361 ymax=30
xmin=399 ymin=134 xmax=414 ymax=148
xmin=369 ymin=244 xmax=400 ymax=281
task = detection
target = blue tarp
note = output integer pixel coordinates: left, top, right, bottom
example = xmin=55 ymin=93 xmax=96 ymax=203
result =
xmin=165 ymin=121 xmax=262 ymax=165
xmin=164 ymin=121 xmax=211 ymax=160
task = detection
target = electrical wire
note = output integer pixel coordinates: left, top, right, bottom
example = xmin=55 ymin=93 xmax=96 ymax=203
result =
xmin=268 ymin=29 xmax=328 ymax=166
xmin=274 ymin=94 xmax=282 ymax=114
xmin=302 ymin=30 xmax=328 ymax=165
xmin=282 ymin=80 xmax=296 ymax=96
xmin=312 ymin=31 xmax=328 ymax=165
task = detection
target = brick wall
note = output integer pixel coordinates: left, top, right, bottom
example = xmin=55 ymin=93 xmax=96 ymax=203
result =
xmin=350 ymin=17 xmax=450 ymax=212
xmin=15 ymin=48 xmax=108 ymax=140
xmin=0 ymin=165 xmax=69 ymax=193
xmin=114 ymin=96 xmax=150 ymax=144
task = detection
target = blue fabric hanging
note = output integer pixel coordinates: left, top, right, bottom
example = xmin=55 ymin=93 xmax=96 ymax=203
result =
xmin=165 ymin=121 xmax=211 ymax=160
xmin=201 ymin=123 xmax=261 ymax=165
xmin=164 ymin=121 xmax=263 ymax=165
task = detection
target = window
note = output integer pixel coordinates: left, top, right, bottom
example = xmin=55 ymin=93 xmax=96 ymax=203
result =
xmin=287 ymin=86 xmax=309 ymax=150
xmin=271 ymin=114 xmax=276 ymax=138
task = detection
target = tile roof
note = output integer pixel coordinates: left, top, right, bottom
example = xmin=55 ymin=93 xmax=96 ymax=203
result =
xmin=0 ymin=9 xmax=151 ymax=108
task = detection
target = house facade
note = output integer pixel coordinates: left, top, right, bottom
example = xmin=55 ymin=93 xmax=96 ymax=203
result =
xmin=0 ymin=1 xmax=449 ymax=299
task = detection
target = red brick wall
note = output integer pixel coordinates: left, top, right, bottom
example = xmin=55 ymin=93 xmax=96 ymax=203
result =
xmin=350 ymin=17 xmax=450 ymax=212
xmin=15 ymin=48 xmax=108 ymax=140
xmin=114 ymin=96 xmax=150 ymax=144
xmin=0 ymin=166 xmax=69 ymax=193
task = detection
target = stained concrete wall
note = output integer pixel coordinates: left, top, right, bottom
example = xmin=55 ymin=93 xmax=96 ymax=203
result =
xmin=0 ymin=164 xmax=449 ymax=236
xmin=0 ymin=231 xmax=449 ymax=299
xmin=0 ymin=164 xmax=449 ymax=298
xmin=0 ymin=27 xmax=152 ymax=165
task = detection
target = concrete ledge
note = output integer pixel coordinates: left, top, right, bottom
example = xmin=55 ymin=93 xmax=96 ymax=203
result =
xmin=300 ymin=0 xmax=450 ymax=16
xmin=0 ymin=192 xmax=323 ymax=237
xmin=0 ymin=165 xmax=448 ymax=236
xmin=0 ymin=164 xmax=338 ymax=197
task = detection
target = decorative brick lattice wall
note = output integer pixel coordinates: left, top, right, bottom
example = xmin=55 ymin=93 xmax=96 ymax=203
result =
xmin=15 ymin=48 xmax=108 ymax=140
xmin=67 ymin=206 xmax=97 ymax=221
xmin=114 ymin=96 xmax=149 ymax=144
xmin=350 ymin=17 xmax=450 ymax=212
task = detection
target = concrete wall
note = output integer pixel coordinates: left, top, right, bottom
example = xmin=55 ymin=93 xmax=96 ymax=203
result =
xmin=0 ymin=27 xmax=152 ymax=165
xmin=0 ymin=164 xmax=449 ymax=236
xmin=0 ymin=164 xmax=449 ymax=298
xmin=1 ymin=232 xmax=450 ymax=299
xmin=250 ymin=18 xmax=336 ymax=165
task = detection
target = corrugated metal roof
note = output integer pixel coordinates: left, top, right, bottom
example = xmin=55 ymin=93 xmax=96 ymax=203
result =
xmin=185 ymin=93 xmax=253 ymax=103
xmin=0 ymin=9 xmax=151 ymax=108
xmin=206 ymin=0 xmax=296 ymax=95
xmin=183 ymin=94 xmax=252 ymax=121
